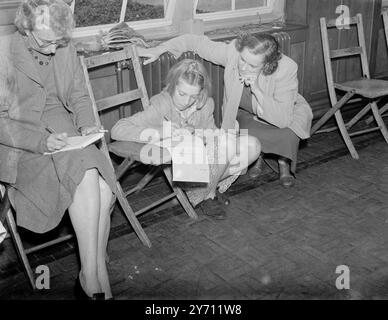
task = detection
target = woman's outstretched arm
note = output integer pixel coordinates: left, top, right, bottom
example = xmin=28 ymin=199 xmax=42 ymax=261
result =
xmin=138 ymin=34 xmax=230 ymax=67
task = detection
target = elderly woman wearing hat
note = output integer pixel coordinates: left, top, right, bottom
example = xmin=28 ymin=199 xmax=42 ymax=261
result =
xmin=0 ymin=0 xmax=116 ymax=299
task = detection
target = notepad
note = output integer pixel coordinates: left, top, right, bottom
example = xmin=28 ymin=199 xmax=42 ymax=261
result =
xmin=44 ymin=132 xmax=104 ymax=155
xmin=151 ymin=134 xmax=209 ymax=183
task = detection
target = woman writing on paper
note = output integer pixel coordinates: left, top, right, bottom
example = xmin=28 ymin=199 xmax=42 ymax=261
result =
xmin=111 ymin=59 xmax=261 ymax=220
xmin=137 ymin=33 xmax=313 ymax=187
xmin=0 ymin=0 xmax=115 ymax=299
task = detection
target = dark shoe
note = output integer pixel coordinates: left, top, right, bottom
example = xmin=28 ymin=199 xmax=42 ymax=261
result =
xmin=198 ymin=198 xmax=227 ymax=220
xmin=279 ymin=175 xmax=295 ymax=188
xmin=215 ymin=190 xmax=230 ymax=206
xmin=248 ymin=155 xmax=263 ymax=179
xmin=278 ymin=159 xmax=295 ymax=188
xmin=74 ymin=276 xmax=105 ymax=300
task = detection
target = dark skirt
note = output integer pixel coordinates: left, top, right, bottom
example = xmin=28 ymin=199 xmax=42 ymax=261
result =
xmin=8 ymin=145 xmax=117 ymax=233
xmin=237 ymin=109 xmax=300 ymax=173
xmin=8 ymin=101 xmax=116 ymax=233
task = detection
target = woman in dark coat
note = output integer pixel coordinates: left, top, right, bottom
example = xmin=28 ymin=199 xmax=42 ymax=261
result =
xmin=0 ymin=0 xmax=115 ymax=299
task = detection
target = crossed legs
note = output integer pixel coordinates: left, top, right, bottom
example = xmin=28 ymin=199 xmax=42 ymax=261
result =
xmin=219 ymin=134 xmax=261 ymax=181
xmin=68 ymin=168 xmax=113 ymax=298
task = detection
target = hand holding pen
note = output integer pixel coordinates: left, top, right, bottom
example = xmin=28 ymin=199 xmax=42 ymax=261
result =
xmin=164 ymin=115 xmax=194 ymax=137
xmin=45 ymin=126 xmax=68 ymax=152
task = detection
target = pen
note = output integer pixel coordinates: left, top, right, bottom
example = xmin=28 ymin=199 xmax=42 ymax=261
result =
xmin=45 ymin=126 xmax=57 ymax=134
xmin=45 ymin=126 xmax=69 ymax=145
xmin=163 ymin=115 xmax=170 ymax=122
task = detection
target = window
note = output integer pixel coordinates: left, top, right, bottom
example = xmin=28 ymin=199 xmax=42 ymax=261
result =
xmin=71 ymin=0 xmax=175 ymax=39
xmin=69 ymin=0 xmax=284 ymax=41
xmin=194 ymin=0 xmax=272 ymax=21
xmin=72 ymin=0 xmax=165 ymax=28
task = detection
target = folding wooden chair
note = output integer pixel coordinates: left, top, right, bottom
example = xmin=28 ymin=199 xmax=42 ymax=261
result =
xmin=0 ymin=183 xmax=74 ymax=289
xmin=80 ymin=45 xmax=198 ymax=248
xmin=311 ymin=13 xmax=388 ymax=159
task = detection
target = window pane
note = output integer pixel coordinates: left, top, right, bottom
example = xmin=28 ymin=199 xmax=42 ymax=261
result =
xmin=74 ymin=0 xmax=165 ymax=28
xmin=235 ymin=0 xmax=267 ymax=10
xmin=196 ymin=0 xmax=231 ymax=14
xmin=74 ymin=0 xmax=122 ymax=27
xmin=125 ymin=0 xmax=165 ymax=22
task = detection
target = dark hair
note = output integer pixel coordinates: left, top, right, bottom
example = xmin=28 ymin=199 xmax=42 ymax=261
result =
xmin=235 ymin=32 xmax=282 ymax=76
xmin=14 ymin=0 xmax=74 ymax=43
xmin=165 ymin=59 xmax=211 ymax=109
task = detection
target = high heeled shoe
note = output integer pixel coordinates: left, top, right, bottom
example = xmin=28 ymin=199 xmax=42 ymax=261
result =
xmin=74 ymin=276 xmax=105 ymax=300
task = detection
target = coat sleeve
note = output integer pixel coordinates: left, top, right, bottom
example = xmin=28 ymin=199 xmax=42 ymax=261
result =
xmin=256 ymin=60 xmax=299 ymax=128
xmin=197 ymin=98 xmax=217 ymax=130
xmin=0 ymin=115 xmax=49 ymax=154
xmin=161 ymin=34 xmax=229 ymax=67
xmin=67 ymin=43 xmax=96 ymax=131
xmin=0 ymin=60 xmax=49 ymax=154
xmin=111 ymin=95 xmax=166 ymax=141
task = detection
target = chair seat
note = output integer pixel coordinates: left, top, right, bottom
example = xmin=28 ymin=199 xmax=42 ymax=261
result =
xmin=108 ymin=141 xmax=171 ymax=165
xmin=334 ymin=78 xmax=388 ymax=99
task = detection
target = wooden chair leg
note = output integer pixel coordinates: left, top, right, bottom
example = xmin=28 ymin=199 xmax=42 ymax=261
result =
xmin=370 ymin=101 xmax=388 ymax=144
xmin=134 ymin=166 xmax=160 ymax=194
xmin=310 ymin=90 xmax=354 ymax=135
xmin=365 ymin=102 xmax=388 ymax=125
xmin=116 ymin=158 xmax=136 ymax=180
xmin=162 ymin=167 xmax=198 ymax=220
xmin=345 ymin=103 xmax=371 ymax=130
xmin=115 ymin=181 xmax=152 ymax=248
xmin=334 ymin=111 xmax=359 ymax=159
xmin=381 ymin=104 xmax=388 ymax=118
xmin=124 ymin=166 xmax=160 ymax=197
xmin=5 ymin=206 xmax=36 ymax=290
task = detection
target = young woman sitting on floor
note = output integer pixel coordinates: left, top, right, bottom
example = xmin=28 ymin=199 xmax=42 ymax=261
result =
xmin=111 ymin=59 xmax=261 ymax=220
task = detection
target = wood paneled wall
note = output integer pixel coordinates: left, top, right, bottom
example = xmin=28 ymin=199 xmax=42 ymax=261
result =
xmin=373 ymin=8 xmax=388 ymax=78
xmin=286 ymin=0 xmax=383 ymax=118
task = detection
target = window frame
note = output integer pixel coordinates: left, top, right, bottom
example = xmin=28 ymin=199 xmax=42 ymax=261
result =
xmin=71 ymin=0 xmax=176 ymax=39
xmin=193 ymin=0 xmax=274 ymax=22
xmin=194 ymin=0 xmax=285 ymax=34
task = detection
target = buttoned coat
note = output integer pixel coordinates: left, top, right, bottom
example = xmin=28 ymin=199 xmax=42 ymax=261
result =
xmin=0 ymin=32 xmax=95 ymax=184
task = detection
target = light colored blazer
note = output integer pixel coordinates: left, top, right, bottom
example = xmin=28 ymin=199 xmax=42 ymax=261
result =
xmin=0 ymin=32 xmax=95 ymax=184
xmin=111 ymin=90 xmax=216 ymax=141
xmin=160 ymin=34 xmax=313 ymax=139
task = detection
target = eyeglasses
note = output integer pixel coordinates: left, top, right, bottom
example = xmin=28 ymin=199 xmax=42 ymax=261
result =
xmin=31 ymin=31 xmax=68 ymax=49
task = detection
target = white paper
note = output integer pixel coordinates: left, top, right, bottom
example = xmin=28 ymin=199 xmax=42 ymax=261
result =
xmin=44 ymin=132 xmax=104 ymax=155
xmin=0 ymin=222 xmax=6 ymax=244
xmin=171 ymin=135 xmax=209 ymax=183
xmin=153 ymin=133 xmax=210 ymax=183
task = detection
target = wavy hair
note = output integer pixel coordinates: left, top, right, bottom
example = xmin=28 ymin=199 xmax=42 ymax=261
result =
xmin=165 ymin=59 xmax=212 ymax=109
xmin=14 ymin=0 xmax=74 ymax=42
xmin=235 ymin=32 xmax=282 ymax=76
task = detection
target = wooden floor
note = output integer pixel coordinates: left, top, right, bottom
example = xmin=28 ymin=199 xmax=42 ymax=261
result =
xmin=1 ymin=119 xmax=388 ymax=300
